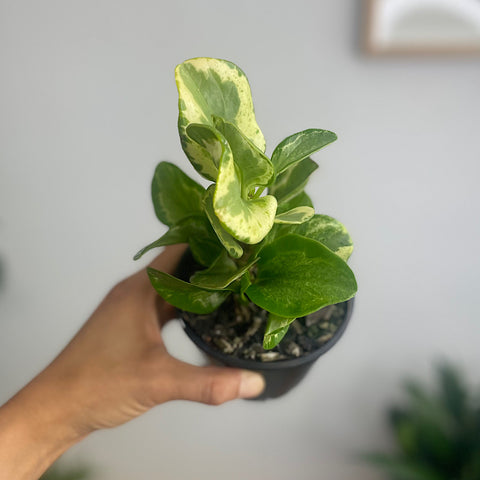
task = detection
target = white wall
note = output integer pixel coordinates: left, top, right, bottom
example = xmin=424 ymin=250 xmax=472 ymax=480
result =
xmin=1 ymin=1 xmax=479 ymax=479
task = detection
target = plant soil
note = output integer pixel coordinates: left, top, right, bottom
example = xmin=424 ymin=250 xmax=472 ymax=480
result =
xmin=181 ymin=297 xmax=348 ymax=363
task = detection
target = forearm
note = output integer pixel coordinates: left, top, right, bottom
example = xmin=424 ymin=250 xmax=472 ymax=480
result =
xmin=0 ymin=373 xmax=86 ymax=480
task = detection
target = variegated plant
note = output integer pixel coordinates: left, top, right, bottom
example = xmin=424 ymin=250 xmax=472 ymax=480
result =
xmin=135 ymin=57 xmax=357 ymax=349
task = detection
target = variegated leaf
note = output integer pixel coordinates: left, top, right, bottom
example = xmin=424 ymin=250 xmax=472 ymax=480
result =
xmin=213 ymin=140 xmax=277 ymax=244
xmin=151 ymin=162 xmax=205 ymax=226
xmin=185 ymin=123 xmax=225 ymax=177
xmin=286 ymin=214 xmax=354 ymax=261
xmin=175 ymin=58 xmax=265 ymax=180
xmin=276 ymin=191 xmax=313 ymax=215
xmin=269 ymin=157 xmax=318 ymax=203
xmin=271 ymin=129 xmax=337 ymax=175
xmin=274 ymin=206 xmax=314 ymax=225
xmin=204 ymin=186 xmax=243 ymax=258
xmin=213 ymin=116 xmax=273 ymax=194
xmin=147 ymin=267 xmax=230 ymax=314
xmin=263 ymin=313 xmax=296 ymax=350
xmin=190 ymin=251 xmax=258 ymax=290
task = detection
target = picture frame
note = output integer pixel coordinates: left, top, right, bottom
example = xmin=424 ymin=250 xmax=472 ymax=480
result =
xmin=364 ymin=0 xmax=480 ymax=55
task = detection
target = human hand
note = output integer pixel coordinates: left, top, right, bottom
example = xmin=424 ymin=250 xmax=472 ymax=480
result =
xmin=0 ymin=245 xmax=265 ymax=480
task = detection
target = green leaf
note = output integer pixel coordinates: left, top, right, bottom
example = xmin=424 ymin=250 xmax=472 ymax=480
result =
xmin=133 ymin=215 xmax=222 ymax=266
xmin=190 ymin=251 xmax=258 ymax=290
xmin=40 ymin=463 xmax=92 ymax=480
xmin=188 ymin=235 xmax=224 ymax=267
xmin=246 ymin=234 xmax=357 ymax=318
xmin=151 ymin=162 xmax=205 ymax=226
xmin=263 ymin=313 xmax=296 ymax=350
xmin=175 ymin=58 xmax=265 ymax=180
xmin=283 ymin=214 xmax=354 ymax=261
xmin=134 ymin=227 xmax=186 ymax=261
xmin=213 ymin=138 xmax=277 ymax=244
xmin=274 ymin=206 xmax=314 ymax=224
xmin=147 ymin=267 xmax=230 ymax=314
xmin=213 ymin=116 xmax=274 ymax=194
xmin=271 ymin=129 xmax=337 ymax=175
xmin=269 ymin=157 xmax=318 ymax=203
xmin=240 ymin=271 xmax=252 ymax=296
xmin=437 ymin=363 xmax=468 ymax=422
xmin=276 ymin=191 xmax=313 ymax=215
xmin=204 ymin=186 xmax=243 ymax=258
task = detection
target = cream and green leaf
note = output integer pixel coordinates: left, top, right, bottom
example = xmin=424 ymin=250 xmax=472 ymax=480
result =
xmin=277 ymin=214 xmax=354 ymax=261
xmin=204 ymin=186 xmax=243 ymax=259
xmin=136 ymin=57 xmax=357 ymax=350
xmin=176 ymin=57 xmax=265 ymax=180
xmin=212 ymin=116 xmax=273 ymax=196
xmin=274 ymin=206 xmax=314 ymax=224
xmin=213 ymin=131 xmax=277 ymax=244
xmin=263 ymin=314 xmax=296 ymax=350
xmin=271 ymin=129 xmax=337 ymax=176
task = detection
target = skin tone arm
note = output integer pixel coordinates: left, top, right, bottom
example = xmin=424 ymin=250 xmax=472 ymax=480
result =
xmin=0 ymin=245 xmax=265 ymax=480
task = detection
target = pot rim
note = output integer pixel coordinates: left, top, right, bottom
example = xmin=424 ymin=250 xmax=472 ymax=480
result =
xmin=179 ymin=297 xmax=354 ymax=372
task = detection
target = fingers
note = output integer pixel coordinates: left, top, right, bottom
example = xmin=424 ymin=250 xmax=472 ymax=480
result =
xmin=161 ymin=358 xmax=265 ymax=405
xmin=155 ymin=295 xmax=177 ymax=327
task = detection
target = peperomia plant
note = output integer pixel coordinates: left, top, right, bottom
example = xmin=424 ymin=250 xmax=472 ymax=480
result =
xmin=135 ymin=57 xmax=357 ymax=350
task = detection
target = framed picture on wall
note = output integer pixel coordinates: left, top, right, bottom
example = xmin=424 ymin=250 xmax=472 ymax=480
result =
xmin=365 ymin=0 xmax=480 ymax=55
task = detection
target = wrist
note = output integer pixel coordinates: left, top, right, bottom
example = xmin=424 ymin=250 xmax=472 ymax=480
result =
xmin=0 ymin=373 xmax=87 ymax=480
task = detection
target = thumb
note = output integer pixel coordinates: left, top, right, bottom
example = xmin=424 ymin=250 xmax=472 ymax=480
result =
xmin=165 ymin=358 xmax=265 ymax=405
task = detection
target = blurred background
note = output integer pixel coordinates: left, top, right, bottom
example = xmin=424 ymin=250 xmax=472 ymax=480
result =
xmin=1 ymin=1 xmax=479 ymax=478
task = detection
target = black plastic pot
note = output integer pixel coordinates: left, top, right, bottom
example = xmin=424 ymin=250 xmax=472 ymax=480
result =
xmin=176 ymin=249 xmax=354 ymax=400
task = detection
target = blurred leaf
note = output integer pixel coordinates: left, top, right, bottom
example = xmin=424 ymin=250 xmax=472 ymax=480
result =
xmin=367 ymin=364 xmax=480 ymax=480
xmin=40 ymin=464 xmax=91 ymax=480
xmin=364 ymin=454 xmax=445 ymax=480
xmin=437 ymin=363 xmax=468 ymax=422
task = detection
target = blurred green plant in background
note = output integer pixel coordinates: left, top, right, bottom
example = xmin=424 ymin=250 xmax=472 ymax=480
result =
xmin=367 ymin=363 xmax=480 ymax=480
xmin=40 ymin=462 xmax=92 ymax=480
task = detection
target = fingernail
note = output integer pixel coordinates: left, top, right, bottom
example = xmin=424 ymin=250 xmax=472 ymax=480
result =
xmin=238 ymin=371 xmax=266 ymax=398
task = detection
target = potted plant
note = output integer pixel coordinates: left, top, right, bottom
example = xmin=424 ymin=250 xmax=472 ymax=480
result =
xmin=135 ymin=57 xmax=357 ymax=397
xmin=366 ymin=363 xmax=480 ymax=479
